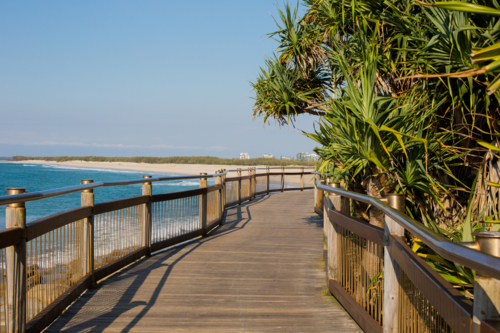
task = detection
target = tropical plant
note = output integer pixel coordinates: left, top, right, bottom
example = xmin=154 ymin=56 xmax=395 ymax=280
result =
xmin=251 ymin=0 xmax=500 ymax=291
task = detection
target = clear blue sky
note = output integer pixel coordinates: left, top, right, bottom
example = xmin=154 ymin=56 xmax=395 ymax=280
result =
xmin=0 ymin=1 xmax=318 ymax=159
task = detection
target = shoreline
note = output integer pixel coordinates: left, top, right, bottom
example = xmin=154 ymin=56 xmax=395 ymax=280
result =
xmin=5 ymin=160 xmax=262 ymax=175
xmin=5 ymin=160 xmax=315 ymax=184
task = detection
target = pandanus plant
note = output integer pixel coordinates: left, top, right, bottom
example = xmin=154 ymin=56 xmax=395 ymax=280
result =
xmin=251 ymin=0 xmax=500 ymax=292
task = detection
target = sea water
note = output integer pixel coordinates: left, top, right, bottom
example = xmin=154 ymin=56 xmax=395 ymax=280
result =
xmin=0 ymin=162 xmax=212 ymax=229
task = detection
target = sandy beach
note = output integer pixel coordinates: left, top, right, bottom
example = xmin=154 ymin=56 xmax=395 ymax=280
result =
xmin=8 ymin=160 xmax=316 ymax=184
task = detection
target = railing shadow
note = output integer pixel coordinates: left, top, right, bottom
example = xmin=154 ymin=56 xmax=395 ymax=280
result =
xmin=300 ymin=213 xmax=323 ymax=229
xmin=46 ymin=194 xmax=272 ymax=332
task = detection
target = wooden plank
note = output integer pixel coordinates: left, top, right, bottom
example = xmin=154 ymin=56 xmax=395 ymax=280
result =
xmin=383 ymin=213 xmax=405 ymax=333
xmin=26 ymin=275 xmax=92 ymax=333
xmin=207 ymin=184 xmax=222 ymax=193
xmin=0 ymin=227 xmax=24 ymax=248
xmin=225 ymin=177 xmax=240 ymax=182
xmin=26 ymin=207 xmax=92 ymax=241
xmin=94 ymin=247 xmax=149 ymax=282
xmin=6 ymin=203 xmax=26 ymax=333
xmin=329 ymin=279 xmax=383 ymax=333
xmin=45 ymin=192 xmax=362 ymax=333
xmin=226 ymin=172 xmax=312 ymax=181
xmin=268 ymin=172 xmax=313 ymax=176
xmin=389 ymin=235 xmax=473 ymax=333
xmin=150 ymin=229 xmax=204 ymax=253
xmin=328 ymin=208 xmax=384 ymax=246
xmin=224 ymin=200 xmax=238 ymax=208
xmin=151 ymin=188 xmax=206 ymax=203
xmin=482 ymin=321 xmax=500 ymax=333
xmin=284 ymin=187 xmax=303 ymax=191
xmin=94 ymin=195 xmax=149 ymax=215
xmin=206 ymin=217 xmax=223 ymax=234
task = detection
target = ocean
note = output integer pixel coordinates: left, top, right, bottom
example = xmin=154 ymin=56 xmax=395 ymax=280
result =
xmin=0 ymin=162 xmax=212 ymax=229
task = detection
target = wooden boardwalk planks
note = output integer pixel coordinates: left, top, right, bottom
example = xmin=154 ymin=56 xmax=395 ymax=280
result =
xmin=45 ymin=191 xmax=362 ymax=332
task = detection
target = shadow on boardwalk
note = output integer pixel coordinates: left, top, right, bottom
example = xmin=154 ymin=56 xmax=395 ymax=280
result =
xmin=46 ymin=192 xmax=362 ymax=333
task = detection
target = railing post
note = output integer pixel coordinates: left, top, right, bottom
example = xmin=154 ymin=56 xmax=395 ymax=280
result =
xmin=222 ymin=169 xmax=226 ymax=213
xmin=142 ymin=176 xmax=152 ymax=256
xmin=237 ymin=169 xmax=242 ymax=205
xmin=323 ymin=181 xmax=336 ymax=257
xmin=215 ymin=171 xmax=222 ymax=220
xmin=266 ymin=167 xmax=270 ymax=194
xmin=471 ymin=232 xmax=500 ymax=333
xmin=199 ymin=173 xmax=208 ymax=235
xmin=327 ymin=182 xmax=349 ymax=282
xmin=383 ymin=194 xmax=406 ymax=333
xmin=81 ymin=180 xmax=94 ymax=284
xmin=281 ymin=167 xmax=285 ymax=192
xmin=300 ymin=167 xmax=304 ymax=191
xmin=252 ymin=168 xmax=256 ymax=198
xmin=248 ymin=169 xmax=252 ymax=201
xmin=6 ymin=188 xmax=27 ymax=333
xmin=314 ymin=175 xmax=324 ymax=210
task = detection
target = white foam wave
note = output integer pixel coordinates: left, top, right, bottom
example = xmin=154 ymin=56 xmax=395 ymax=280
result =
xmin=41 ymin=164 xmax=142 ymax=174
xmin=23 ymin=164 xmax=37 ymax=167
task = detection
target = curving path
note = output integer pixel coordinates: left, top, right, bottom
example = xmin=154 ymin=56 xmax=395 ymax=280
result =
xmin=46 ymin=191 xmax=361 ymax=332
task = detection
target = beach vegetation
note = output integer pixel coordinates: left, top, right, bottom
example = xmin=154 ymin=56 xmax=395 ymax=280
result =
xmin=252 ymin=0 xmax=500 ymax=292
xmin=12 ymin=156 xmax=316 ymax=167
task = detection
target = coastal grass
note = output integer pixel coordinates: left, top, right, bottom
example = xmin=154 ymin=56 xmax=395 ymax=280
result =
xmin=12 ymin=156 xmax=317 ymax=167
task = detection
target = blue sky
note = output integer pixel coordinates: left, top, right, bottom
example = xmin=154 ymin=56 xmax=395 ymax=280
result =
xmin=0 ymin=1 xmax=318 ymax=159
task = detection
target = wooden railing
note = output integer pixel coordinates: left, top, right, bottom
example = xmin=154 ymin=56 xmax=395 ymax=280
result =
xmin=0 ymin=167 xmax=314 ymax=333
xmin=314 ymin=175 xmax=500 ymax=333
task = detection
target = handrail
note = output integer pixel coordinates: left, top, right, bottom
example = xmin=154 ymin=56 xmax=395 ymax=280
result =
xmin=316 ymin=180 xmax=500 ymax=280
xmin=0 ymin=167 xmax=314 ymax=333
xmin=0 ymin=167 xmax=315 ymax=206
xmin=227 ymin=166 xmax=315 ymax=172
xmin=0 ymin=174 xmax=225 ymax=206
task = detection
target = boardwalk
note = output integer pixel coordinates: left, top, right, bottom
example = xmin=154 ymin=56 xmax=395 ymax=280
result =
xmin=46 ymin=191 xmax=361 ymax=332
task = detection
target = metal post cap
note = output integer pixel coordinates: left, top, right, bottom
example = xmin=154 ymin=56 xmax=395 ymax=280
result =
xmin=6 ymin=188 xmax=26 ymax=195
xmin=6 ymin=188 xmax=26 ymax=208
xmin=472 ymin=231 xmax=500 ymax=258
xmin=329 ymin=182 xmax=341 ymax=188
xmin=385 ymin=193 xmax=406 ymax=212
xmin=81 ymin=180 xmax=94 ymax=193
xmin=143 ymin=175 xmax=152 ymax=185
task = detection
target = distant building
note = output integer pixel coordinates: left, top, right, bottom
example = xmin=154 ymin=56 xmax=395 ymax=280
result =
xmin=297 ymin=152 xmax=320 ymax=161
xmin=239 ymin=153 xmax=250 ymax=160
xmin=309 ymin=154 xmax=320 ymax=161
xmin=261 ymin=153 xmax=274 ymax=159
xmin=297 ymin=152 xmax=308 ymax=160
xmin=281 ymin=156 xmax=291 ymax=160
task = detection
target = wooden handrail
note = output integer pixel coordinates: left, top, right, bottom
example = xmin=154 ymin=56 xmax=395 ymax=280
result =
xmin=26 ymin=206 xmax=93 ymax=241
xmin=0 ymin=169 xmax=314 ymax=333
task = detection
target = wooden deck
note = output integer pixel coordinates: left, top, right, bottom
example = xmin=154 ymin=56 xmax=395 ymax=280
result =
xmin=46 ymin=191 xmax=362 ymax=332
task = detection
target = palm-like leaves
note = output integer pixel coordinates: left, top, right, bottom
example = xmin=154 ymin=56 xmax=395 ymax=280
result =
xmin=252 ymin=0 xmax=500 ymax=289
xmin=252 ymin=56 xmax=329 ymax=125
